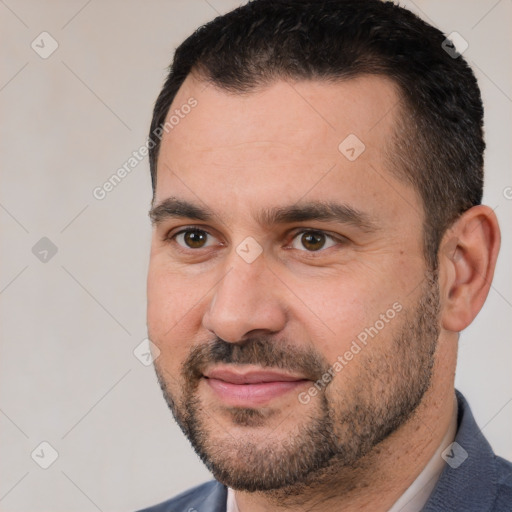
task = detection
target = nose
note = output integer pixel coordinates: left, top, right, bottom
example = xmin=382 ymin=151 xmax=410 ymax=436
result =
xmin=201 ymin=250 xmax=288 ymax=343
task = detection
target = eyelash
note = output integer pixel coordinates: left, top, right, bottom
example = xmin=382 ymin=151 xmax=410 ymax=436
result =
xmin=164 ymin=226 xmax=345 ymax=254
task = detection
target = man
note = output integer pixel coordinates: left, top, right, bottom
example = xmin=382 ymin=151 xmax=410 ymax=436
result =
xmin=140 ymin=1 xmax=511 ymax=511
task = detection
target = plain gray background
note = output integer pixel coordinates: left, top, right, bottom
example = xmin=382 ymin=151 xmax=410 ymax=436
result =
xmin=1 ymin=1 xmax=511 ymax=511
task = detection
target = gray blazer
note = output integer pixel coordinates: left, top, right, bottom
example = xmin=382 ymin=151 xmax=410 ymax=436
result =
xmin=138 ymin=391 xmax=512 ymax=511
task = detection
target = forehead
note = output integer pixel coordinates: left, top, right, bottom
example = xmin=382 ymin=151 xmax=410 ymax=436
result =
xmin=154 ymin=74 xmax=420 ymax=226
xmin=162 ymin=74 xmax=400 ymax=155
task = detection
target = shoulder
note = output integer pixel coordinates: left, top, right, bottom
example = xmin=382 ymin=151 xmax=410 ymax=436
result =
xmin=423 ymin=391 xmax=512 ymax=512
xmin=136 ymin=480 xmax=227 ymax=512
xmin=492 ymin=455 xmax=512 ymax=511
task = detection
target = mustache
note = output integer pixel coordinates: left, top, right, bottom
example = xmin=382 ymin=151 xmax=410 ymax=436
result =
xmin=182 ymin=336 xmax=330 ymax=385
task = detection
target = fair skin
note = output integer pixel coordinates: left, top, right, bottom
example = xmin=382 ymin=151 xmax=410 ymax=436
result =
xmin=147 ymin=74 xmax=500 ymax=511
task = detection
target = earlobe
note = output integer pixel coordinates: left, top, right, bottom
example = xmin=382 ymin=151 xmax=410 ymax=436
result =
xmin=439 ymin=205 xmax=501 ymax=332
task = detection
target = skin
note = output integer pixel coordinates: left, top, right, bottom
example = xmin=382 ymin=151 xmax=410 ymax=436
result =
xmin=146 ymin=74 xmax=500 ymax=511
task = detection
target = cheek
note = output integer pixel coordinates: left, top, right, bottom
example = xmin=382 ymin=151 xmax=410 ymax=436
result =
xmin=147 ymin=262 xmax=203 ymax=363
xmin=291 ymin=271 xmax=405 ymax=361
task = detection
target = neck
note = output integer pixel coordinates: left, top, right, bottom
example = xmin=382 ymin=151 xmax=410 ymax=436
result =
xmin=233 ymin=350 xmax=457 ymax=512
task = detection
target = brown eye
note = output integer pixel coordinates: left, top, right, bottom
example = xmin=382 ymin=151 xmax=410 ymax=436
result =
xmin=290 ymin=230 xmax=338 ymax=252
xmin=301 ymin=232 xmax=326 ymax=251
xmin=175 ymin=229 xmax=213 ymax=249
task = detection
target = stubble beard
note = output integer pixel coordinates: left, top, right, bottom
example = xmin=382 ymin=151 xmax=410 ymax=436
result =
xmin=154 ymin=270 xmax=440 ymax=493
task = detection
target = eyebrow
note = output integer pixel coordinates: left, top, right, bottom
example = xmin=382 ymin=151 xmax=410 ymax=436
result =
xmin=149 ymin=197 xmax=379 ymax=232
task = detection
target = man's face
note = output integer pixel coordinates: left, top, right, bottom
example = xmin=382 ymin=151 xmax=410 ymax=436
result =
xmin=147 ymin=75 xmax=441 ymax=491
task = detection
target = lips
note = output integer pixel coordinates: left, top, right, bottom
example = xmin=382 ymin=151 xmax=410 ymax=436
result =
xmin=203 ymin=366 xmax=310 ymax=406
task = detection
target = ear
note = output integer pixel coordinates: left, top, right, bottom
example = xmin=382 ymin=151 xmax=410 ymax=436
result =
xmin=438 ymin=205 xmax=501 ymax=332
